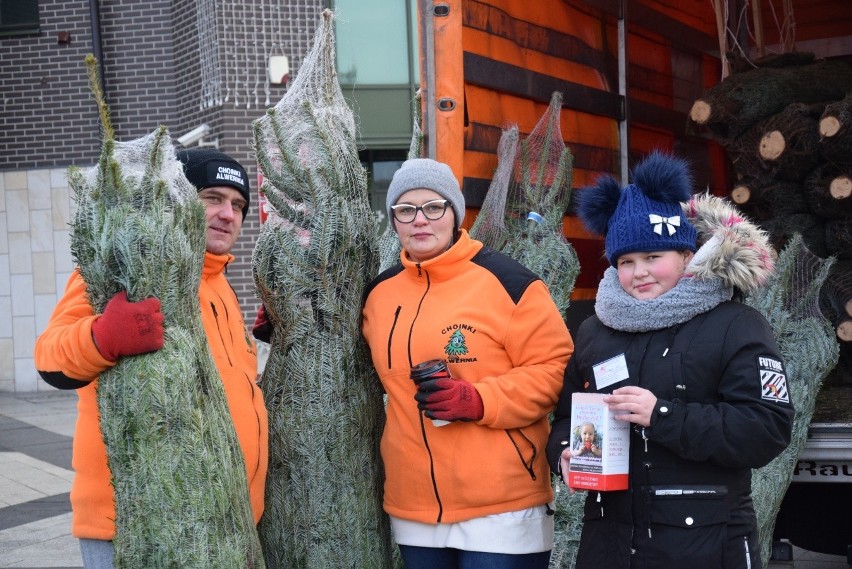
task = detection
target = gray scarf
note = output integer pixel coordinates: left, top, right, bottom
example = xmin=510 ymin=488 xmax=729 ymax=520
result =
xmin=595 ymin=267 xmax=732 ymax=332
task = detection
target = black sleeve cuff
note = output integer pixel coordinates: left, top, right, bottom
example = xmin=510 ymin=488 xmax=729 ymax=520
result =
xmin=38 ymin=370 xmax=91 ymax=390
xmin=650 ymin=399 xmax=674 ymax=427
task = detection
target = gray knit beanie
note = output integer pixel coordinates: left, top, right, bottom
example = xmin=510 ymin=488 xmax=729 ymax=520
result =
xmin=386 ymin=158 xmax=465 ymax=227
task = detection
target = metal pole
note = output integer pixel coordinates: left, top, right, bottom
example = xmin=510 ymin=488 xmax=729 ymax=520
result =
xmin=424 ymin=0 xmax=437 ymax=158
xmin=618 ymin=0 xmax=628 ymax=181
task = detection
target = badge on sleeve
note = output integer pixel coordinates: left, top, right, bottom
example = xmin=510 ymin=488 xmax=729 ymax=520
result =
xmin=757 ymin=356 xmax=789 ymax=403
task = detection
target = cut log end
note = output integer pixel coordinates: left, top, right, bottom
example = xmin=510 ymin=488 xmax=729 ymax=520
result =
xmin=819 ymin=116 xmax=842 ymax=138
xmin=846 ymin=298 xmax=852 ymax=319
xmin=759 ymin=130 xmax=786 ymax=161
xmin=829 ymin=176 xmax=852 ymax=199
xmin=838 ymin=320 xmax=852 ymax=343
xmin=689 ymin=100 xmax=711 ymax=124
xmin=731 ymin=185 xmax=751 ymax=204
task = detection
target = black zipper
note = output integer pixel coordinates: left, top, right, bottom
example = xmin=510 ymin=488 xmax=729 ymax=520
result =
xmin=209 ymin=300 xmax=233 ymax=367
xmin=407 ymin=269 xmax=430 ymax=369
xmin=419 ymin=412 xmax=444 ymax=523
xmin=387 ymin=306 xmax=401 ymax=369
xmin=407 ymin=267 xmax=443 ymax=520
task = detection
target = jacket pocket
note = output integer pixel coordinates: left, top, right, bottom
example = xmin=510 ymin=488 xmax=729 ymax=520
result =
xmin=504 ymin=428 xmax=538 ymax=481
xmin=642 ymin=485 xmax=729 ymax=568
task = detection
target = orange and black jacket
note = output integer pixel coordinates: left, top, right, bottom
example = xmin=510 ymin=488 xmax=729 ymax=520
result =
xmin=362 ymin=229 xmax=573 ymax=524
xmin=34 ymin=252 xmax=268 ymax=540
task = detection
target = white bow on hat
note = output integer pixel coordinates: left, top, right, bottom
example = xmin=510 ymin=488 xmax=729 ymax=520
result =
xmin=648 ymin=214 xmax=681 ymax=236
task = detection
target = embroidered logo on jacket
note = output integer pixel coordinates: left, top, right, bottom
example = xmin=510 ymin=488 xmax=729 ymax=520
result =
xmin=757 ymin=356 xmax=788 ymax=403
xmin=441 ymin=325 xmax=478 ymax=363
xmin=445 ymin=329 xmax=468 ymax=356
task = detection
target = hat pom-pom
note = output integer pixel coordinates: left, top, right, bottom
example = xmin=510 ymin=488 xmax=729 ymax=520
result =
xmin=576 ymin=175 xmax=621 ymax=236
xmin=632 ymin=150 xmax=693 ymax=204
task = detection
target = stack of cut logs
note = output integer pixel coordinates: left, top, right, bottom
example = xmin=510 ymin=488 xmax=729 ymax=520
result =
xmin=688 ymin=54 xmax=852 ymax=383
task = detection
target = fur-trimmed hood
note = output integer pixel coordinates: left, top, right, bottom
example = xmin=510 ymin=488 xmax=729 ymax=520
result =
xmin=683 ymin=193 xmax=775 ymax=294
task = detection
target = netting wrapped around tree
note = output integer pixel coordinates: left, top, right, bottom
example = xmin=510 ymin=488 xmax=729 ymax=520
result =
xmin=744 ymin=236 xmax=840 ymax=566
xmin=686 ymin=59 xmax=852 ymax=143
xmin=762 ymin=212 xmax=827 ymax=258
xmin=469 ymin=124 xmax=518 ymax=249
xmin=820 ymin=261 xmax=852 ymax=348
xmin=804 ymin=162 xmax=852 ymax=219
xmin=251 ymin=10 xmax=394 ymax=569
xmin=819 ymin=91 xmax=852 ymax=165
xmin=727 ymin=102 xmax=822 ymax=182
xmin=730 ymin=177 xmax=808 ymax=221
xmin=471 ymin=91 xmax=580 ymax=315
xmin=70 ymin=57 xmax=264 ymax=568
xmin=825 ymin=217 xmax=852 ymax=260
xmin=468 ymin=92 xmax=582 ymax=568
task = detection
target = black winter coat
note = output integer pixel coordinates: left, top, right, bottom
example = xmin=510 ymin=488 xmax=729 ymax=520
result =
xmin=547 ymin=301 xmax=794 ymax=569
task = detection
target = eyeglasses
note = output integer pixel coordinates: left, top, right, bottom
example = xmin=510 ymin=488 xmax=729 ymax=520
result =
xmin=390 ymin=199 xmax=451 ymax=223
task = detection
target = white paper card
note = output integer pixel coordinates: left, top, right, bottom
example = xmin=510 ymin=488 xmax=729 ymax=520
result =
xmin=592 ymin=353 xmax=629 ymax=390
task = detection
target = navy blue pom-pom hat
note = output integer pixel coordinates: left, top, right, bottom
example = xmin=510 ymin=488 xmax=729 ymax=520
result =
xmin=177 ymin=148 xmax=251 ymax=220
xmin=576 ymin=151 xmax=697 ymax=266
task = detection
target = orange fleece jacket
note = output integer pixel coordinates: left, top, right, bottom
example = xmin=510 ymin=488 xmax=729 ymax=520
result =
xmin=34 ymin=253 xmax=268 ymax=540
xmin=362 ymin=230 xmax=573 ymax=524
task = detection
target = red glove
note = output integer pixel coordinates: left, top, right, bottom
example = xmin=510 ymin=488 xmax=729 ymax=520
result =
xmin=414 ymin=377 xmax=484 ymax=422
xmin=91 ymin=291 xmax=165 ymax=361
xmin=252 ymin=304 xmax=272 ymax=343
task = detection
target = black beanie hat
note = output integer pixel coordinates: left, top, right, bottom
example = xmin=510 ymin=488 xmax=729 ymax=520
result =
xmin=176 ymin=148 xmax=251 ymax=220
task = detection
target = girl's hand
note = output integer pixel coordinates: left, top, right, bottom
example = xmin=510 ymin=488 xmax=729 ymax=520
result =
xmin=603 ymin=386 xmax=657 ymax=427
xmin=559 ymin=448 xmax=572 ymax=488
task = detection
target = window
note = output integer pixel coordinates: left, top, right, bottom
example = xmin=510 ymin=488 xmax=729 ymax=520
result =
xmin=0 ymin=0 xmax=39 ymax=36
xmin=360 ymin=148 xmax=408 ymax=231
xmin=333 ymin=0 xmax=416 ymax=85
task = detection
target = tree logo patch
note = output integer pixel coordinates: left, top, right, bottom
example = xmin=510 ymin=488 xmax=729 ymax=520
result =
xmin=444 ymin=329 xmax=468 ymax=357
xmin=758 ymin=356 xmax=788 ymax=403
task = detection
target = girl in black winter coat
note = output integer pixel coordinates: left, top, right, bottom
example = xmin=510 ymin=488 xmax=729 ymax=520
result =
xmin=547 ymin=152 xmax=794 ymax=569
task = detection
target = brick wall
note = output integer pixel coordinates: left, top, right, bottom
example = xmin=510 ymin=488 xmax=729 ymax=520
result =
xmin=0 ymin=0 xmax=326 ymax=391
xmin=0 ymin=0 xmax=100 ymax=169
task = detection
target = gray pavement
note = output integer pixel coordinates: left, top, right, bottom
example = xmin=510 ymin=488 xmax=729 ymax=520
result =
xmin=0 ymin=390 xmax=80 ymax=568
xmin=1 ymin=390 xmax=848 ymax=568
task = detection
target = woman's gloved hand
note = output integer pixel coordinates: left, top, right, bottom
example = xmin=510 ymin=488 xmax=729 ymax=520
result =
xmin=415 ymin=377 xmax=484 ymax=422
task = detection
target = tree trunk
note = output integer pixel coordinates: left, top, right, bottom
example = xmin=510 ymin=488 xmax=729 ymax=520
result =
xmin=819 ymin=92 xmax=852 ymax=165
xmin=761 ymin=212 xmax=828 ymax=258
xmin=687 ymin=59 xmax=852 ymax=143
xmin=825 ymin=217 xmax=852 ymax=260
xmin=804 ymin=163 xmax=852 ymax=218
xmin=728 ymin=103 xmax=822 ymax=182
xmin=730 ymin=177 xmax=808 ymax=221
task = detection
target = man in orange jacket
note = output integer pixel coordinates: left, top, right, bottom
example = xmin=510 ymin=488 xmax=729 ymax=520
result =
xmin=34 ymin=148 xmax=268 ymax=569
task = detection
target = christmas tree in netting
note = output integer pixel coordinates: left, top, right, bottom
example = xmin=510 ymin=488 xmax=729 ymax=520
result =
xmin=744 ymin=235 xmax=840 ymax=565
xmin=468 ymin=92 xmax=583 ymax=569
xmin=70 ymin=56 xmax=263 ymax=568
xmin=471 ymin=91 xmax=580 ymax=314
xmin=251 ymin=10 xmax=394 ymax=569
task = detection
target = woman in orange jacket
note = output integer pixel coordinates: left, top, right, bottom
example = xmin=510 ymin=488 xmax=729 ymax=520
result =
xmin=361 ymin=158 xmax=574 ymax=569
